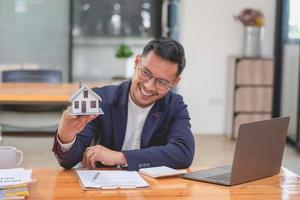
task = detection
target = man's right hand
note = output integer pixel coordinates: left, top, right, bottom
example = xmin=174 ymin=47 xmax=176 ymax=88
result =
xmin=57 ymin=108 xmax=99 ymax=144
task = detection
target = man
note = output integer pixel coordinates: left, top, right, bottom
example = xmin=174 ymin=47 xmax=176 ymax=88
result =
xmin=52 ymin=39 xmax=195 ymax=171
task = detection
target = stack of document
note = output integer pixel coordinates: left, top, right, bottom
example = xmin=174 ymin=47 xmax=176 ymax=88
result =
xmin=0 ymin=168 xmax=34 ymax=199
xmin=75 ymin=170 xmax=149 ymax=190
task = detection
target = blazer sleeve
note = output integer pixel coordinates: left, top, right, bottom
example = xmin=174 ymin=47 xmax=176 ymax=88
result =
xmin=52 ymin=118 xmax=99 ymax=169
xmin=123 ymin=98 xmax=195 ymax=171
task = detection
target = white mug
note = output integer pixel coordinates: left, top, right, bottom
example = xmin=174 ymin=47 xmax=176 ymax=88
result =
xmin=0 ymin=146 xmax=23 ymax=169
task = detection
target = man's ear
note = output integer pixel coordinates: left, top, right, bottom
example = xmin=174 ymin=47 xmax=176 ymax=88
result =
xmin=134 ymin=55 xmax=141 ymax=69
xmin=172 ymin=76 xmax=181 ymax=88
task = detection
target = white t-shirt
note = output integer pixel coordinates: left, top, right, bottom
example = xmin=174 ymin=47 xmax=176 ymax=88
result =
xmin=121 ymin=94 xmax=153 ymax=150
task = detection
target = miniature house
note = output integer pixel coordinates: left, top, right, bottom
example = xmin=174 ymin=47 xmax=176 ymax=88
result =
xmin=69 ymin=83 xmax=104 ymax=115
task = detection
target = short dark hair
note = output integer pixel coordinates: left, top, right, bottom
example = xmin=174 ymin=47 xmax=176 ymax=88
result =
xmin=142 ymin=39 xmax=186 ymax=76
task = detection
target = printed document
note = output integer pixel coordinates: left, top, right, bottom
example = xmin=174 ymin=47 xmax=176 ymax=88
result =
xmin=75 ymin=170 xmax=148 ymax=190
xmin=0 ymin=169 xmax=33 ymax=188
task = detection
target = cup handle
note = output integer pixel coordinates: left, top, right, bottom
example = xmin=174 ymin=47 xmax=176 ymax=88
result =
xmin=16 ymin=150 xmax=23 ymax=166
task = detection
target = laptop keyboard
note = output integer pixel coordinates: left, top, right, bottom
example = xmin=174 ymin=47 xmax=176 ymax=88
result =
xmin=206 ymin=173 xmax=231 ymax=183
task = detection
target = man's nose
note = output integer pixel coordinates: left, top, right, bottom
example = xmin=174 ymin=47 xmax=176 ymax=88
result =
xmin=143 ymin=77 xmax=156 ymax=90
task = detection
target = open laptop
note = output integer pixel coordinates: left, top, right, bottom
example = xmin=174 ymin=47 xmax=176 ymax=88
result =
xmin=182 ymin=117 xmax=289 ymax=186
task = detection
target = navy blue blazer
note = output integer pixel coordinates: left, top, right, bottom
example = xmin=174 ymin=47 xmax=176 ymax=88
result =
xmin=52 ymin=81 xmax=195 ymax=171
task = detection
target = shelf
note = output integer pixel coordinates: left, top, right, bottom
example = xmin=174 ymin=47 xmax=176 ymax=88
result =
xmin=73 ymin=37 xmax=152 ymax=47
xmin=235 ymin=85 xmax=273 ymax=88
xmin=234 ymin=112 xmax=272 ymax=115
xmin=225 ymin=57 xmax=274 ymax=139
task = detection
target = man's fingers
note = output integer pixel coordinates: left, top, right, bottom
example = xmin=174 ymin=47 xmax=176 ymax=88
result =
xmin=76 ymin=122 xmax=91 ymax=133
xmin=85 ymin=148 xmax=95 ymax=158
xmin=83 ymin=151 xmax=91 ymax=169
xmin=82 ymin=115 xmax=98 ymax=123
xmin=89 ymin=154 xmax=97 ymax=168
xmin=81 ymin=154 xmax=86 ymax=168
xmin=63 ymin=108 xmax=78 ymax=119
xmin=101 ymin=161 xmax=109 ymax=166
xmin=86 ymin=151 xmax=96 ymax=169
xmin=74 ymin=116 xmax=96 ymax=130
xmin=79 ymin=115 xmax=98 ymax=124
xmin=75 ymin=115 xmax=98 ymax=131
xmin=64 ymin=111 xmax=97 ymax=123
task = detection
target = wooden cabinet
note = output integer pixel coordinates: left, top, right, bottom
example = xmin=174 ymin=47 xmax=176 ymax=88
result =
xmin=225 ymin=57 xmax=274 ymax=139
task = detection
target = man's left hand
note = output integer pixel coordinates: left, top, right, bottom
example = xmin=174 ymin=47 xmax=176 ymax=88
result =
xmin=81 ymin=145 xmax=127 ymax=168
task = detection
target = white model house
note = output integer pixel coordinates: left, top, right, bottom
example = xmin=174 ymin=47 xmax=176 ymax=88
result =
xmin=69 ymin=83 xmax=104 ymax=115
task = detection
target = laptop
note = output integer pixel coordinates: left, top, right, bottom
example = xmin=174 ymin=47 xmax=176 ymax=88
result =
xmin=182 ymin=117 xmax=289 ymax=186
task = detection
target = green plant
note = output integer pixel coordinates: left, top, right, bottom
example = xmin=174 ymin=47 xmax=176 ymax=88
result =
xmin=115 ymin=44 xmax=133 ymax=58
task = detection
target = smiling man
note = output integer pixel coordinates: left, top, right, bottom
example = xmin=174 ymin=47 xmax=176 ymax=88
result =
xmin=52 ymin=39 xmax=195 ymax=171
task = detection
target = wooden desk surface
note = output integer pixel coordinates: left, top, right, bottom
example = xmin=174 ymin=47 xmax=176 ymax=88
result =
xmin=0 ymin=82 xmax=108 ymax=104
xmin=28 ymin=168 xmax=300 ymax=200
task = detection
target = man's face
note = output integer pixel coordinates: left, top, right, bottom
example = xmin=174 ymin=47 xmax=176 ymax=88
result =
xmin=129 ymin=51 xmax=180 ymax=108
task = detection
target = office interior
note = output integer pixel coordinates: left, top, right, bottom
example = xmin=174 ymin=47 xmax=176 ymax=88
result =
xmin=0 ymin=0 xmax=300 ymax=176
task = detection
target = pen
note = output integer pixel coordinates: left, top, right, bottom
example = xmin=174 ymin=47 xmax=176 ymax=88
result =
xmin=91 ymin=172 xmax=100 ymax=182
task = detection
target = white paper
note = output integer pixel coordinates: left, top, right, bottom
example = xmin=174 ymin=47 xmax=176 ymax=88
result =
xmin=0 ymin=169 xmax=33 ymax=187
xmin=139 ymin=166 xmax=186 ymax=178
xmin=75 ymin=170 xmax=148 ymax=189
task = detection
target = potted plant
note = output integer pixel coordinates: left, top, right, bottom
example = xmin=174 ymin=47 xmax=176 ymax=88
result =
xmin=114 ymin=44 xmax=134 ymax=79
xmin=115 ymin=44 xmax=133 ymax=58
xmin=234 ymin=8 xmax=265 ymax=57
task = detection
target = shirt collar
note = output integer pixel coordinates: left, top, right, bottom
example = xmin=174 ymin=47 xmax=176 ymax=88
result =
xmin=128 ymin=93 xmax=154 ymax=113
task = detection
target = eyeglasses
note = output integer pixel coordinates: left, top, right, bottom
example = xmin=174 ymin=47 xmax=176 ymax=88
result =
xmin=137 ymin=66 xmax=174 ymax=91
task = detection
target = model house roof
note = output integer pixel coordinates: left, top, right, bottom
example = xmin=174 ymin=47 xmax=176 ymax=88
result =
xmin=69 ymin=83 xmax=102 ymax=102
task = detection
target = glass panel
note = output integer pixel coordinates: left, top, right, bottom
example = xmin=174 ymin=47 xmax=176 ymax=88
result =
xmin=288 ymin=0 xmax=300 ymax=39
xmin=72 ymin=0 xmax=157 ymax=38
xmin=75 ymin=101 xmax=79 ymax=108
xmin=280 ymin=43 xmax=300 ymax=141
xmin=83 ymin=90 xmax=88 ymax=98
xmin=0 ymin=0 xmax=70 ymax=82
xmin=90 ymin=100 xmax=96 ymax=108
xmin=71 ymin=0 xmax=162 ymax=82
xmin=280 ymin=0 xmax=300 ymax=143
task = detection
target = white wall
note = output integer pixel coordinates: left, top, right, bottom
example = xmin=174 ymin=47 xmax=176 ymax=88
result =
xmin=73 ymin=38 xmax=149 ymax=82
xmin=178 ymin=0 xmax=276 ymax=134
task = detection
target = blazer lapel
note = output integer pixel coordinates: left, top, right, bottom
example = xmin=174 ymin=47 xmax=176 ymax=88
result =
xmin=111 ymin=82 xmax=130 ymax=151
xmin=140 ymin=104 xmax=162 ymax=148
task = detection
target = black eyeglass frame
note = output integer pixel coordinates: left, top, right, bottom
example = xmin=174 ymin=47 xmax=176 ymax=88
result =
xmin=136 ymin=65 xmax=176 ymax=91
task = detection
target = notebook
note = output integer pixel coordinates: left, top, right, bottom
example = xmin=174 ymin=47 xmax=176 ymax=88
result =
xmin=139 ymin=166 xmax=186 ymax=178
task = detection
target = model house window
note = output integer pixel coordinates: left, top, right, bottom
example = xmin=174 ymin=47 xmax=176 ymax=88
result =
xmin=90 ymin=101 xmax=96 ymax=108
xmin=84 ymin=90 xmax=88 ymax=98
xmin=74 ymin=101 xmax=79 ymax=108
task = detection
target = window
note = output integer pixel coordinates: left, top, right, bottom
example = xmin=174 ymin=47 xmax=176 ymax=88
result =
xmin=0 ymin=1 xmax=70 ymax=82
xmin=83 ymin=90 xmax=88 ymax=98
xmin=90 ymin=100 xmax=96 ymax=108
xmin=288 ymin=0 xmax=300 ymax=39
xmin=74 ymin=101 xmax=79 ymax=108
xmin=72 ymin=0 xmax=159 ymax=37
xmin=284 ymin=0 xmax=300 ymax=41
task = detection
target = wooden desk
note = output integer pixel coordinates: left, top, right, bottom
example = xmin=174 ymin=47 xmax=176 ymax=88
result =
xmin=0 ymin=82 xmax=108 ymax=105
xmin=28 ymin=168 xmax=300 ymax=200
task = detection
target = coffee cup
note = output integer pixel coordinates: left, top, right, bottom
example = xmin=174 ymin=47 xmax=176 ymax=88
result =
xmin=0 ymin=146 xmax=23 ymax=169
